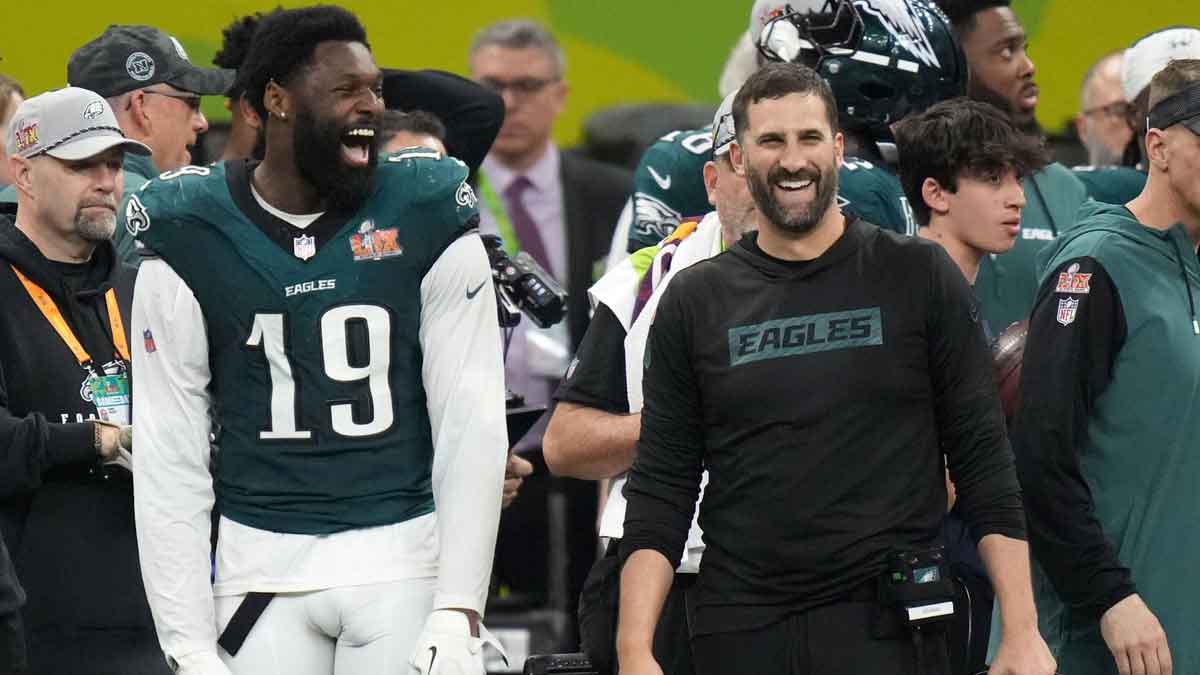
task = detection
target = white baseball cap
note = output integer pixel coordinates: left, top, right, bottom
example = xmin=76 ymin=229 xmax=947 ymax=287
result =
xmin=1121 ymin=27 xmax=1200 ymax=101
xmin=5 ymin=87 xmax=151 ymax=161
xmin=712 ymin=90 xmax=739 ymax=157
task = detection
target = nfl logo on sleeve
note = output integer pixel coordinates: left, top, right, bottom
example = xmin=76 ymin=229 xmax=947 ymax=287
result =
xmin=1056 ymin=298 xmax=1080 ymax=326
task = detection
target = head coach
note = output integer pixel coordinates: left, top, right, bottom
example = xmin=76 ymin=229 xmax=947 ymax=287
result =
xmin=615 ymin=63 xmax=1054 ymax=675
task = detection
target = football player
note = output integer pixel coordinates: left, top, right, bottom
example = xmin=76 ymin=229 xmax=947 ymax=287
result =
xmin=608 ymin=0 xmax=965 ymax=262
xmin=128 ymin=7 xmax=507 ymax=675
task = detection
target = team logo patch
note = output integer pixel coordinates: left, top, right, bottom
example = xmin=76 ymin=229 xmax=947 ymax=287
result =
xmin=350 ymin=220 xmax=403 ymax=261
xmin=1055 ymin=262 xmax=1092 ymax=294
xmin=632 ymin=193 xmax=683 ymax=244
xmin=143 ymin=329 xmax=157 ymax=354
xmin=126 ymin=51 xmax=155 ymax=81
xmin=13 ymin=122 xmax=38 ymax=153
xmin=82 ymin=100 xmax=106 ymax=121
xmin=124 ymin=194 xmax=151 ymax=236
xmin=1056 ymin=298 xmax=1080 ymax=326
xmin=455 ymin=181 xmax=478 ymax=208
xmin=293 ymin=234 xmax=317 ymax=261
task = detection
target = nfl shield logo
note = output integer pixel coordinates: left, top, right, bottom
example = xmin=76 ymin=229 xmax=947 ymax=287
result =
xmin=293 ymin=234 xmax=317 ymax=261
xmin=1056 ymin=298 xmax=1079 ymax=326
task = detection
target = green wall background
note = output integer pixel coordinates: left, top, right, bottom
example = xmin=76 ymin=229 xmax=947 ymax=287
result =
xmin=1 ymin=1 xmax=1195 ymax=145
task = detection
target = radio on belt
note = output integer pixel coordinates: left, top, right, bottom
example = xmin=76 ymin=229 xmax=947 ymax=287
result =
xmin=886 ymin=547 xmax=956 ymax=626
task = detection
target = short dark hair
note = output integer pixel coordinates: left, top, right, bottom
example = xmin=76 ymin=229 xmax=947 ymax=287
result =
xmin=934 ymin=0 xmax=1010 ymax=36
xmin=379 ymin=110 xmax=447 ymax=147
xmin=213 ymin=9 xmax=281 ymax=98
xmin=237 ymin=5 xmax=370 ymax=120
xmin=894 ymin=98 xmax=1047 ymax=227
xmin=732 ymin=61 xmax=838 ymax=142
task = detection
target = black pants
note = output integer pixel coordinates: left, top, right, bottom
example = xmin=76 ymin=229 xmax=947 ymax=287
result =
xmin=690 ymin=602 xmax=951 ymax=675
xmin=578 ymin=543 xmax=696 ymax=675
xmin=25 ymin=628 xmax=171 ymax=675
xmin=653 ymin=573 xmax=696 ymax=675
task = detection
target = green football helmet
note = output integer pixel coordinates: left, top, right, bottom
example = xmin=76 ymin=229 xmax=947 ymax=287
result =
xmin=754 ymin=0 xmax=967 ymax=137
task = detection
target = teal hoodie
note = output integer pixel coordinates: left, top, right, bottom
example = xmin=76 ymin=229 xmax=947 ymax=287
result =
xmin=1022 ymin=200 xmax=1200 ymax=673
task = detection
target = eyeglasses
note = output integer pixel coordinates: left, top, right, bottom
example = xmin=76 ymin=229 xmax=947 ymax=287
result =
xmin=1081 ymin=100 xmax=1132 ymax=121
xmin=478 ymin=76 xmax=558 ymax=99
xmin=144 ymin=90 xmax=203 ymax=112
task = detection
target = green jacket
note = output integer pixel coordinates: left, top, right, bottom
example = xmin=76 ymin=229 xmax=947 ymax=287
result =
xmin=1072 ymin=165 xmax=1147 ymax=205
xmin=1031 ymin=201 xmax=1200 ymax=673
xmin=973 ymin=163 xmax=1087 ymax=332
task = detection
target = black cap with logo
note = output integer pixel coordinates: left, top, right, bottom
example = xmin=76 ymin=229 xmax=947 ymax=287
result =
xmin=68 ymin=25 xmax=235 ymax=98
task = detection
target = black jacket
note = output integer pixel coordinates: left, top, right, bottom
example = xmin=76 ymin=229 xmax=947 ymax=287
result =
xmin=0 ymin=215 xmax=154 ymax=640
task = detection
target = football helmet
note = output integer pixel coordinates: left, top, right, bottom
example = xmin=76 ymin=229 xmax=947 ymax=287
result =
xmin=753 ymin=0 xmax=967 ymax=136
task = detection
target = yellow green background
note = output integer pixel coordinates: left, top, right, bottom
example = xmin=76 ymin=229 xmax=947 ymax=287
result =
xmin=0 ymin=0 xmax=1195 ymax=144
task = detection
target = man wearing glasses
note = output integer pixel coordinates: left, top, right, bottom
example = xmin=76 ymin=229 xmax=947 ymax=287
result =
xmin=467 ymin=18 xmax=632 ymax=640
xmin=1070 ymin=50 xmax=1147 ymax=206
xmin=61 ymin=25 xmax=232 ymax=267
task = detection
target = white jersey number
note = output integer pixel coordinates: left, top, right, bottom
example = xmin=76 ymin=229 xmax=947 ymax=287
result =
xmin=246 ymin=304 xmax=393 ymax=440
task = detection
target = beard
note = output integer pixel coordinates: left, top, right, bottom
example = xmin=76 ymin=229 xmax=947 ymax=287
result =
xmin=292 ymin=104 xmax=379 ymax=212
xmin=746 ymin=160 xmax=838 ymax=236
xmin=75 ymin=205 xmax=116 ymax=242
xmin=969 ymin=78 xmax=1043 ymax=138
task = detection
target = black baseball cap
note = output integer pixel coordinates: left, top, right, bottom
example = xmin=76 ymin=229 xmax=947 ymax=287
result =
xmin=68 ymin=25 xmax=234 ymax=98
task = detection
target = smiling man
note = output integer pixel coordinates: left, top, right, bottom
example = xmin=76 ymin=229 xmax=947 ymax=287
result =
xmin=617 ymin=62 xmax=1054 ymax=675
xmin=128 ymin=7 xmax=508 ymax=675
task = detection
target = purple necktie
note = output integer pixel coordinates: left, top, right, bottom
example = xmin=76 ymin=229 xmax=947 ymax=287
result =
xmin=502 ymin=175 xmax=551 ymax=271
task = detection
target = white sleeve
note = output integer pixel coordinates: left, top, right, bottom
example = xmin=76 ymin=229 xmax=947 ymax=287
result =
xmin=604 ymin=197 xmax=634 ymax=274
xmin=131 ymin=258 xmax=222 ymax=670
xmin=420 ymin=232 xmax=508 ymax=615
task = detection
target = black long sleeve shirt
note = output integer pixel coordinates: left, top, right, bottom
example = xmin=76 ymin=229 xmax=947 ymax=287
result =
xmin=620 ymin=221 xmax=1025 ymax=635
xmin=1011 ymin=256 xmax=1136 ymax=620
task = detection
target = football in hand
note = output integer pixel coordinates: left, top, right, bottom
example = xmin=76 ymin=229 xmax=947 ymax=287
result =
xmin=992 ymin=319 xmax=1028 ymax=423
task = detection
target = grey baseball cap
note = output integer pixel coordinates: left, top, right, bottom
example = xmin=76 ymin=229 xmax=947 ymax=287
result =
xmin=712 ymin=90 xmax=738 ymax=157
xmin=5 ymin=87 xmax=151 ymax=161
xmin=68 ymin=25 xmax=234 ymax=98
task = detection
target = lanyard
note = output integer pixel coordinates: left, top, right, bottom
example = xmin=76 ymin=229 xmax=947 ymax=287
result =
xmin=11 ymin=265 xmax=130 ymax=368
xmin=476 ymin=172 xmax=520 ymax=257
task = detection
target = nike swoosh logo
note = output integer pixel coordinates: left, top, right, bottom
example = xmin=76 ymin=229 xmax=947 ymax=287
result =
xmin=647 ymin=165 xmax=671 ymax=190
xmin=466 ymin=280 xmax=487 ymax=299
xmin=427 ymin=646 xmax=437 ymax=672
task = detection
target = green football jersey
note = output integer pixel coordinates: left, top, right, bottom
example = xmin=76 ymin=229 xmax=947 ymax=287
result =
xmin=127 ymin=152 xmax=478 ymax=535
xmin=837 ymin=157 xmax=915 ymax=236
xmin=628 ymin=126 xmax=714 ymax=252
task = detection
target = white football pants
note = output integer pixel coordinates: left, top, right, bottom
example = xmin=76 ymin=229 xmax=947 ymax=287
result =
xmin=215 ymin=577 xmax=434 ymax=675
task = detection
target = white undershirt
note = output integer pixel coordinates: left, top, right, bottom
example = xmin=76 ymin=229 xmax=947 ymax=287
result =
xmin=250 ymin=183 xmax=323 ymax=229
xmin=131 ymin=234 xmax=508 ymax=669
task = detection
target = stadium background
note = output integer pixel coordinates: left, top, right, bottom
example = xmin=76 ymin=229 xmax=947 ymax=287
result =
xmin=0 ymin=0 xmax=1194 ymax=147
